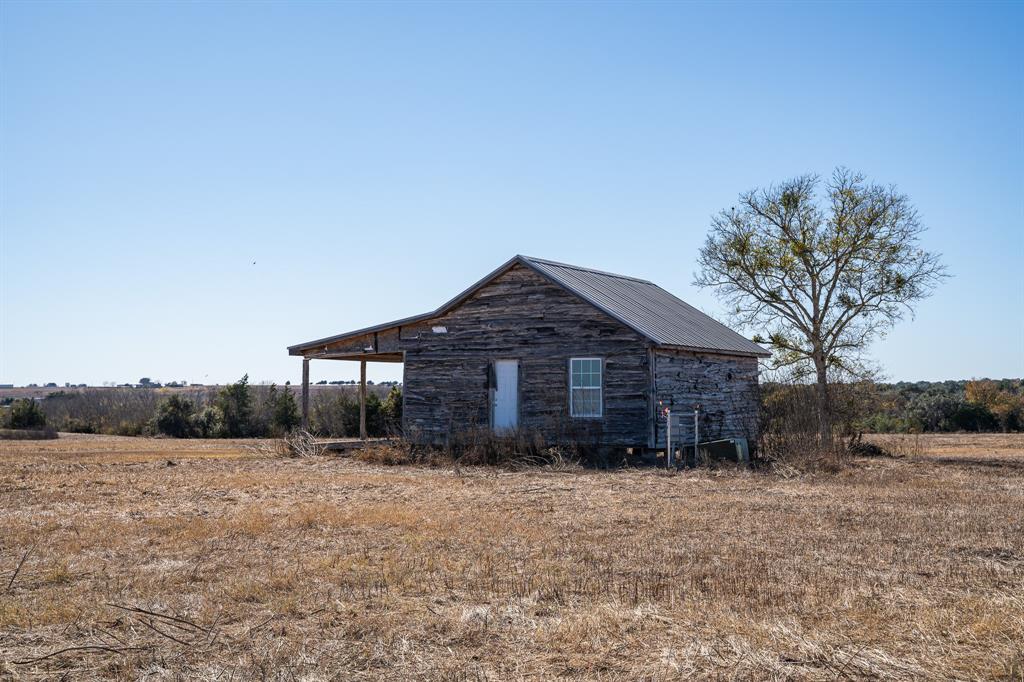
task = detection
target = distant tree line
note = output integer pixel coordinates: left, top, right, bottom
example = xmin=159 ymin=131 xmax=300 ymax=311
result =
xmin=314 ymin=379 xmax=400 ymax=386
xmin=152 ymin=376 xmax=302 ymax=438
xmin=856 ymin=379 xmax=1023 ymax=433
xmin=3 ymin=377 xmax=402 ymax=438
xmin=761 ymin=378 xmax=1022 ymax=439
xmin=6 ymin=376 xmax=1017 ymax=438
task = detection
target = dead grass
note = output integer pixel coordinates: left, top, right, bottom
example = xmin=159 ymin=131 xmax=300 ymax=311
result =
xmin=0 ymin=433 xmax=1022 ymax=680
xmin=0 ymin=429 xmax=58 ymax=441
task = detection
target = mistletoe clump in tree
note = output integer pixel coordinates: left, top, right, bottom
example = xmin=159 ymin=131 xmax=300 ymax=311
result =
xmin=696 ymin=168 xmax=947 ymax=443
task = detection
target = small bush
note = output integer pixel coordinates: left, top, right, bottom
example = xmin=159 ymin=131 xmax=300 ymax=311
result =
xmin=382 ymin=386 xmax=403 ymax=435
xmin=310 ymin=389 xmax=387 ymax=438
xmin=114 ymin=419 xmax=150 ymax=437
xmin=758 ymin=383 xmax=852 ymax=472
xmin=266 ymin=384 xmax=300 ymax=436
xmin=63 ymin=418 xmax=97 ymax=434
xmin=155 ymin=395 xmax=197 ymax=438
xmin=217 ymin=375 xmax=254 ymax=437
xmin=194 ymin=406 xmax=223 ymax=438
xmin=5 ymin=399 xmax=47 ymax=429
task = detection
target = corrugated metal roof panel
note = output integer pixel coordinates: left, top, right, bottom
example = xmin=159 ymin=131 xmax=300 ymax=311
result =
xmin=520 ymin=256 xmax=769 ymax=357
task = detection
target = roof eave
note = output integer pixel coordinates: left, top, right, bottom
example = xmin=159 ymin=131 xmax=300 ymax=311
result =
xmin=287 ymin=311 xmax=434 ymax=355
xmin=655 ymin=342 xmax=772 ymax=358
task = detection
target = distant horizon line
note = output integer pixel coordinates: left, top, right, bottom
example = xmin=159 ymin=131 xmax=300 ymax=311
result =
xmin=0 ymin=380 xmax=404 ymax=389
xmin=2 ymin=377 xmax=1022 ymax=389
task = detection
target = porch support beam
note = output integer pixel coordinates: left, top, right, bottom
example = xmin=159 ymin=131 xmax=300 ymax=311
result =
xmin=359 ymin=360 xmax=367 ymax=440
xmin=301 ymin=358 xmax=310 ymax=430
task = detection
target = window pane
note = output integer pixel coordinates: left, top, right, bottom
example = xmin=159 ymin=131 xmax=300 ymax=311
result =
xmin=572 ymin=388 xmax=587 ymax=415
xmin=572 ymin=387 xmax=601 ymax=417
xmin=570 ymin=360 xmax=602 ymax=416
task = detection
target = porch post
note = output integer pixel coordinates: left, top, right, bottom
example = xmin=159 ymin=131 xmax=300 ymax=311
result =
xmin=359 ymin=360 xmax=367 ymax=440
xmin=301 ymin=358 xmax=310 ymax=430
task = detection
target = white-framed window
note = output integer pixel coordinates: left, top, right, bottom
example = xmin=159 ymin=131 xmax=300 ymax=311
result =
xmin=570 ymin=357 xmax=602 ymax=418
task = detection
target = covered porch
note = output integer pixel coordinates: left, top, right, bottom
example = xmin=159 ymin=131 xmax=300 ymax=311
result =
xmin=297 ymin=350 xmax=404 ymax=440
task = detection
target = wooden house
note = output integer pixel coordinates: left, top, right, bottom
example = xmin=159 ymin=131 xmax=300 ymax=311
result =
xmin=288 ymin=255 xmax=769 ymax=450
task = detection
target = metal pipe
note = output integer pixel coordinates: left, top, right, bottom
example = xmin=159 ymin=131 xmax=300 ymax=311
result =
xmin=666 ymin=408 xmax=673 ymax=468
xmin=694 ymin=404 xmax=700 ymax=467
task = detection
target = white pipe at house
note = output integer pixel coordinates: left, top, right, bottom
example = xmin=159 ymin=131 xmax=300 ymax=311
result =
xmin=694 ymin=405 xmax=701 ymax=467
xmin=666 ymin=408 xmax=673 ymax=468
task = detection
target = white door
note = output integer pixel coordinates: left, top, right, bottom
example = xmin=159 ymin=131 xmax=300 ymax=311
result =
xmin=493 ymin=360 xmax=519 ymax=431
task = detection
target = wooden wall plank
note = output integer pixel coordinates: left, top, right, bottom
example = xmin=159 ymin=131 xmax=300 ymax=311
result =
xmin=653 ymin=349 xmax=759 ymax=447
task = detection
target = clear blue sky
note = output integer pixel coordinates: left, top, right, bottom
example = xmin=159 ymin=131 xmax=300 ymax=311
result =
xmin=2 ymin=1 xmax=1021 ymax=387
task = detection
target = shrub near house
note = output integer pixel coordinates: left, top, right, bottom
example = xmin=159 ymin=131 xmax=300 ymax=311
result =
xmin=153 ymin=376 xmax=303 ymax=438
xmin=148 ymin=377 xmax=328 ymax=438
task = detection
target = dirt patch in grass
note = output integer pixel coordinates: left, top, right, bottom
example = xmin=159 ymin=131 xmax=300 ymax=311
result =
xmin=1 ymin=434 xmax=1022 ymax=680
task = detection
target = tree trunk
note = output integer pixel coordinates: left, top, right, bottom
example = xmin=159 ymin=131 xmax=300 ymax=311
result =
xmin=813 ymin=354 xmax=832 ymax=446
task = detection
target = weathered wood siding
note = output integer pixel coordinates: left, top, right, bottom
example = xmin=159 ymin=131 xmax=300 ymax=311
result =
xmin=304 ymin=263 xmax=762 ymax=447
xmin=653 ymin=349 xmax=759 ymax=446
xmin=399 ymin=264 xmax=651 ymax=445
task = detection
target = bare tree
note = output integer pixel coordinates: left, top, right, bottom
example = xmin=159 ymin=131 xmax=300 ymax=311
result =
xmin=695 ymin=168 xmax=947 ymax=443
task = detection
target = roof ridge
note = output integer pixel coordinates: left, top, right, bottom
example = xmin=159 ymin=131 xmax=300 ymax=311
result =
xmin=518 ymin=255 xmax=654 ymax=285
xmin=290 ymin=254 xmax=769 ymax=357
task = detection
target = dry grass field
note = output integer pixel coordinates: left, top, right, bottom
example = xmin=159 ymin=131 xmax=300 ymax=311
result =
xmin=1 ymin=433 xmax=1022 ymax=680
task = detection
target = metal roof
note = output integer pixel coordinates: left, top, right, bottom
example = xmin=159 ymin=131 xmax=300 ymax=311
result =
xmin=519 ymin=256 xmax=770 ymax=357
xmin=289 ymin=255 xmax=769 ymax=358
